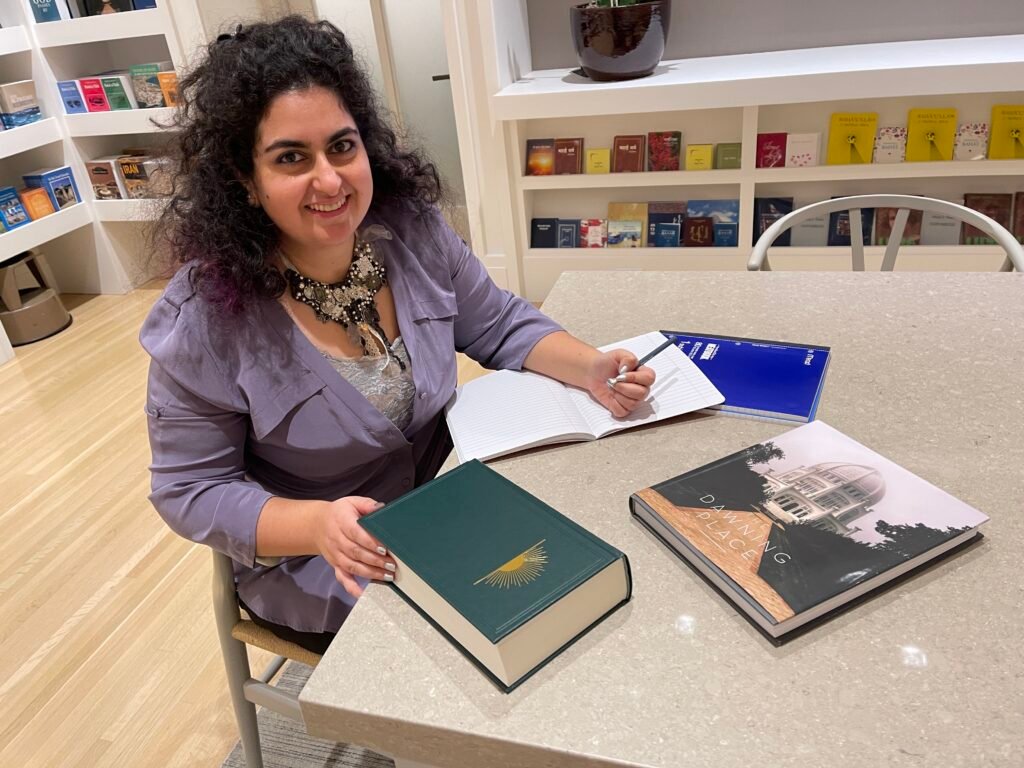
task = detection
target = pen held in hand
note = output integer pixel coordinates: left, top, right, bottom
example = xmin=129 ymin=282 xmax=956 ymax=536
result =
xmin=606 ymin=336 xmax=676 ymax=389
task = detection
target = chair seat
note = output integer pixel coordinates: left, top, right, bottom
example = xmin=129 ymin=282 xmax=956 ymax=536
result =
xmin=230 ymin=619 xmax=323 ymax=668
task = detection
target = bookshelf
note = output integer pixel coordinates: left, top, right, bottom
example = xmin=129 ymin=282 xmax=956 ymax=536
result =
xmin=0 ymin=0 xmax=205 ymax=365
xmin=441 ymin=1 xmax=1024 ymax=302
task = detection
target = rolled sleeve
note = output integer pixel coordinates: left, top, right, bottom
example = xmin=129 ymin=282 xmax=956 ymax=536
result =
xmin=146 ymin=361 xmax=271 ymax=567
xmin=430 ymin=213 xmax=562 ymax=369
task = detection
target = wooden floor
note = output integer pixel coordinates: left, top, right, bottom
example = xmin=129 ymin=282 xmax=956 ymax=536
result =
xmin=0 ymin=284 xmax=489 ymax=768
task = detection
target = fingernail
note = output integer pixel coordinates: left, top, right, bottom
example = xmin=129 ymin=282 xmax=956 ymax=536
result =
xmin=384 ymin=573 xmax=394 ymax=582
xmin=384 ymin=562 xmax=396 ymax=572
xmin=614 ymin=373 xmax=627 ymax=383
xmin=606 ymin=378 xmax=616 ymax=390
xmin=373 ymin=502 xmax=385 ymax=510
xmin=618 ymin=364 xmax=629 ymax=374
xmin=376 ymin=546 xmax=388 ymax=556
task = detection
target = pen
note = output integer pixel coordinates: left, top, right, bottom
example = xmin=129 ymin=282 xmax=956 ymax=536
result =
xmin=606 ymin=335 xmax=676 ymax=389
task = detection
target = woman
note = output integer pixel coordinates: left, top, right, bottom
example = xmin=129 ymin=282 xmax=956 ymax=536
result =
xmin=143 ymin=16 xmax=655 ymax=653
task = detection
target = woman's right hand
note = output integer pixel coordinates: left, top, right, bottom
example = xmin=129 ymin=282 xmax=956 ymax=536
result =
xmin=314 ymin=496 xmax=396 ymax=597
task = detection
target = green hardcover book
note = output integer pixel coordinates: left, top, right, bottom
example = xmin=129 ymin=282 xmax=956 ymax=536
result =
xmin=359 ymin=460 xmax=632 ymax=692
xmin=714 ymin=142 xmax=742 ymax=169
xmin=99 ymin=76 xmax=136 ymax=110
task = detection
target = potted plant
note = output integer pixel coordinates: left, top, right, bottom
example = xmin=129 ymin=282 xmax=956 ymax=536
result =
xmin=570 ymin=0 xmax=672 ymax=82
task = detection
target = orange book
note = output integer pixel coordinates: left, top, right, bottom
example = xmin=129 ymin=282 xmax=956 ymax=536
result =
xmin=156 ymin=72 xmax=179 ymax=107
xmin=18 ymin=187 xmax=55 ymax=220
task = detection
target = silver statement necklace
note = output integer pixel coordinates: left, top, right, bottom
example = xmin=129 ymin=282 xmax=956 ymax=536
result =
xmin=283 ymin=238 xmax=406 ymax=370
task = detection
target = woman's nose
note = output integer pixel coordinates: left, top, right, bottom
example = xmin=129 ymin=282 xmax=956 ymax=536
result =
xmin=310 ymin=154 xmax=342 ymax=196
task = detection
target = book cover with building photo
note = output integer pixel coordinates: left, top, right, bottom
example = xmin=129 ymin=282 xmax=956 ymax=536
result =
xmin=629 ymin=421 xmax=989 ymax=638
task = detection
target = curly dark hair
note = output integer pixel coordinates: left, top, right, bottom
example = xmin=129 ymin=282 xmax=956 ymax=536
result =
xmin=151 ymin=15 xmax=444 ymax=313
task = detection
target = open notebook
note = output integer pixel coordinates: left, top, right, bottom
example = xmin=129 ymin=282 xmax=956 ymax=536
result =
xmin=445 ymin=332 xmax=724 ymax=463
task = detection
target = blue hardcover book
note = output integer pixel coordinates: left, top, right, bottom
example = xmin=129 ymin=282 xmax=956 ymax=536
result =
xmin=529 ymin=218 xmax=558 ymax=248
xmin=557 ymin=219 xmax=580 ymax=248
xmin=652 ymin=221 xmax=680 ymax=247
xmin=133 ymin=0 xmax=158 ymax=8
xmin=687 ymin=199 xmax=739 ymax=224
xmin=753 ymin=197 xmax=794 ymax=247
xmin=827 ymin=197 xmax=873 ymax=246
xmin=712 ymin=222 xmax=738 ymax=247
xmin=28 ymin=0 xmax=69 ymax=22
xmin=57 ymin=81 xmax=87 ymax=114
xmin=662 ymin=331 xmax=831 ymax=423
xmin=23 ymin=167 xmax=82 ymax=212
xmin=0 ymin=186 xmax=32 ymax=230
xmin=648 ymin=201 xmax=686 ymax=245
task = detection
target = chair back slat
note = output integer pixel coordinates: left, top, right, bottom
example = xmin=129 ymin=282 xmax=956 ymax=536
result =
xmin=881 ymin=208 xmax=911 ymax=271
xmin=850 ymin=208 xmax=865 ymax=271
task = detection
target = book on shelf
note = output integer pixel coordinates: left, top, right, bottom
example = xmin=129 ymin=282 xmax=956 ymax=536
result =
xmin=57 ymin=81 xmax=87 ymax=114
xmin=18 ymin=188 xmax=56 ymax=220
xmin=712 ymin=222 xmax=737 ymax=247
xmin=920 ymin=209 xmax=962 ymax=246
xmin=607 ymin=202 xmax=648 ymax=246
xmin=629 ymin=420 xmax=988 ymax=639
xmin=78 ymin=79 xmax=111 ymax=112
xmin=28 ymin=0 xmax=72 ymax=22
xmin=0 ymin=187 xmax=31 ymax=230
xmin=647 ymin=201 xmax=686 ymax=247
xmin=87 ymin=156 xmax=130 ymax=200
xmin=529 ymin=218 xmax=558 ymax=248
xmin=784 ymin=133 xmax=820 ymax=167
xmin=683 ymin=217 xmax=713 ymax=246
xmin=608 ymin=220 xmax=643 ymax=248
xmin=753 ymin=197 xmax=794 ymax=247
xmin=156 ymin=71 xmax=179 ymax=106
xmin=611 ymin=134 xmax=645 ymax=173
xmin=714 ymin=142 xmax=741 ymax=169
xmin=826 ymin=112 xmax=877 ymax=165
xmin=445 ymin=331 xmax=723 ymax=464
xmin=524 ymin=139 xmax=555 ymax=176
xmin=684 ymin=143 xmax=713 ymax=171
xmin=557 ymin=219 xmax=580 ymax=248
xmin=359 ymin=459 xmax=632 ymax=692
xmin=872 ymin=126 xmax=907 ymax=164
xmin=874 ymin=207 xmax=922 ymax=246
xmin=132 ymin=0 xmax=158 ymax=8
xmin=585 ymin=148 xmax=611 ymax=174
xmin=790 ymin=203 xmax=828 ymax=247
xmin=1015 ymin=192 xmax=1024 ymax=244
xmin=827 ymin=200 xmax=873 ymax=247
xmin=953 ymin=123 xmax=989 ymax=161
xmin=24 ymin=166 xmax=81 ymax=211
xmin=0 ymin=81 xmax=42 ymax=130
xmin=85 ymin=0 xmax=133 ymax=12
xmin=554 ymin=137 xmax=584 ymax=174
xmin=647 ymin=131 xmax=681 ymax=171
xmin=119 ymin=156 xmax=171 ymax=198
xmin=905 ymin=108 xmax=957 ymax=162
xmin=129 ymin=62 xmax=174 ymax=109
xmin=755 ymin=133 xmax=786 ymax=168
xmin=580 ymin=218 xmax=607 ymax=247
xmin=100 ymin=75 xmax=139 ymax=111
xmin=987 ymin=104 xmax=1024 ymax=160
xmin=687 ymin=199 xmax=738 ymax=246
xmin=664 ymin=331 xmax=830 ymax=423
xmin=960 ymin=193 xmax=1012 ymax=245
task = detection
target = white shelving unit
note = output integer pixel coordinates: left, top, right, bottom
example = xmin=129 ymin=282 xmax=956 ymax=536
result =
xmin=0 ymin=0 xmax=205 ymax=365
xmin=441 ymin=1 xmax=1024 ymax=302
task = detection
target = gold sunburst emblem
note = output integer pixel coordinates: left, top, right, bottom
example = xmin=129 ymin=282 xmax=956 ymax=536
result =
xmin=474 ymin=540 xmax=547 ymax=589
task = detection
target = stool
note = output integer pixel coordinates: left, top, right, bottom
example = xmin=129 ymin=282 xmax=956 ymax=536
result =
xmin=0 ymin=250 xmax=72 ymax=346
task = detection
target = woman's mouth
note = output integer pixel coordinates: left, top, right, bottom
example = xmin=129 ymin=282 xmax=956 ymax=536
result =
xmin=306 ymin=197 xmax=349 ymax=215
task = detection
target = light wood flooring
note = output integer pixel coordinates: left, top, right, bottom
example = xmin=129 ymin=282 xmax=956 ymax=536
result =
xmin=0 ymin=283 xmax=489 ymax=768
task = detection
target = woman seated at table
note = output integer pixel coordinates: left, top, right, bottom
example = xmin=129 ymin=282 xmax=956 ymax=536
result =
xmin=141 ymin=16 xmax=656 ymax=654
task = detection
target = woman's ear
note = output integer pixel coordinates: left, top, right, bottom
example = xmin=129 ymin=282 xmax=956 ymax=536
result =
xmin=240 ymin=179 xmax=260 ymax=208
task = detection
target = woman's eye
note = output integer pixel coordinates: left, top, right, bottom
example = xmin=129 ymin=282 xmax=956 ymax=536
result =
xmin=277 ymin=151 xmax=304 ymax=164
xmin=331 ymin=140 xmax=355 ymax=154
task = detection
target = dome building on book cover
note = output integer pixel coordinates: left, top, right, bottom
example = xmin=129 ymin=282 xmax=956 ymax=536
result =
xmin=762 ymin=461 xmax=886 ymax=536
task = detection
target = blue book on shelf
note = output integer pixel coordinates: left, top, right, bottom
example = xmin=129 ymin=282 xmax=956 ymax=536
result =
xmin=712 ymin=222 xmax=738 ymax=247
xmin=23 ymin=166 xmax=82 ymax=212
xmin=557 ymin=219 xmax=579 ymax=248
xmin=652 ymin=221 xmax=680 ymax=247
xmin=57 ymin=81 xmax=87 ymax=114
xmin=0 ymin=186 xmax=31 ymax=230
xmin=133 ymin=0 xmax=159 ymax=8
xmin=28 ymin=0 xmax=68 ymax=22
xmin=662 ymin=330 xmax=831 ymax=423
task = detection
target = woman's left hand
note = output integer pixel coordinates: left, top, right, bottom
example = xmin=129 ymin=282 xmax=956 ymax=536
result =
xmin=583 ymin=349 xmax=656 ymax=418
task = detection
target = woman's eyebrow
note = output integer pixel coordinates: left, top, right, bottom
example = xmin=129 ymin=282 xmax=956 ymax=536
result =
xmin=262 ymin=127 xmax=359 ymax=154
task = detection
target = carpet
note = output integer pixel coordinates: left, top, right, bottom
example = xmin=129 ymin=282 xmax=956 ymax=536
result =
xmin=221 ymin=662 xmax=395 ymax=768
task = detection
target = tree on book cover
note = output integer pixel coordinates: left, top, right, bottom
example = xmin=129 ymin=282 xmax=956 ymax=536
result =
xmin=632 ymin=421 xmax=986 ymax=628
xmin=647 ymin=131 xmax=681 ymax=171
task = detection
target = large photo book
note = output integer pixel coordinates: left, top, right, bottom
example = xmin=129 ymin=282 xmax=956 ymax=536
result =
xmin=360 ymin=460 xmax=632 ymax=692
xmin=445 ymin=331 xmax=724 ymax=463
xmin=629 ymin=421 xmax=988 ymax=638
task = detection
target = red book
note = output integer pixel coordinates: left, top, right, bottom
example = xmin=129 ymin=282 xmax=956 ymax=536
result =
xmin=580 ymin=218 xmax=608 ymax=248
xmin=683 ymin=217 xmax=714 ymax=246
xmin=647 ymin=131 xmax=681 ymax=171
xmin=78 ymin=78 xmax=111 ymax=112
xmin=612 ymin=134 xmax=646 ymax=173
xmin=554 ymin=138 xmax=584 ymax=174
xmin=756 ymin=133 xmax=787 ymax=168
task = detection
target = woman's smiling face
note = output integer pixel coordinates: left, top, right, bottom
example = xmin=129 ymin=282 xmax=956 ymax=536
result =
xmin=249 ymin=86 xmax=374 ymax=259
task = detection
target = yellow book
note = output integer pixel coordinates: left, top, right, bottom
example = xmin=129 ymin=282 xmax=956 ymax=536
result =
xmin=905 ymin=108 xmax=958 ymax=162
xmin=988 ymin=104 xmax=1024 ymax=159
xmin=684 ymin=144 xmax=713 ymax=171
xmin=607 ymin=202 xmax=648 ymax=247
xmin=585 ymin=148 xmax=611 ymax=174
xmin=826 ymin=112 xmax=878 ymax=165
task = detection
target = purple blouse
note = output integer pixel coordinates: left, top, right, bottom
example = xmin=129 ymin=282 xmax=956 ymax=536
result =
xmin=141 ymin=207 xmax=562 ymax=633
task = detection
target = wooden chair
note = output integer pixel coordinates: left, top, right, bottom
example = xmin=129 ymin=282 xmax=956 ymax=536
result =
xmin=747 ymin=194 xmax=1024 ymax=272
xmin=212 ymin=550 xmax=322 ymax=768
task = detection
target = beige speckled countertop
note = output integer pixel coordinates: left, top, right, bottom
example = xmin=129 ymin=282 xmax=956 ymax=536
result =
xmin=300 ymin=271 xmax=1024 ymax=768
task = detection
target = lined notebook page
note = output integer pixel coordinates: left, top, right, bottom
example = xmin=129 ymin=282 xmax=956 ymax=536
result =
xmin=446 ymin=370 xmax=591 ymax=462
xmin=569 ymin=332 xmax=724 ymax=437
